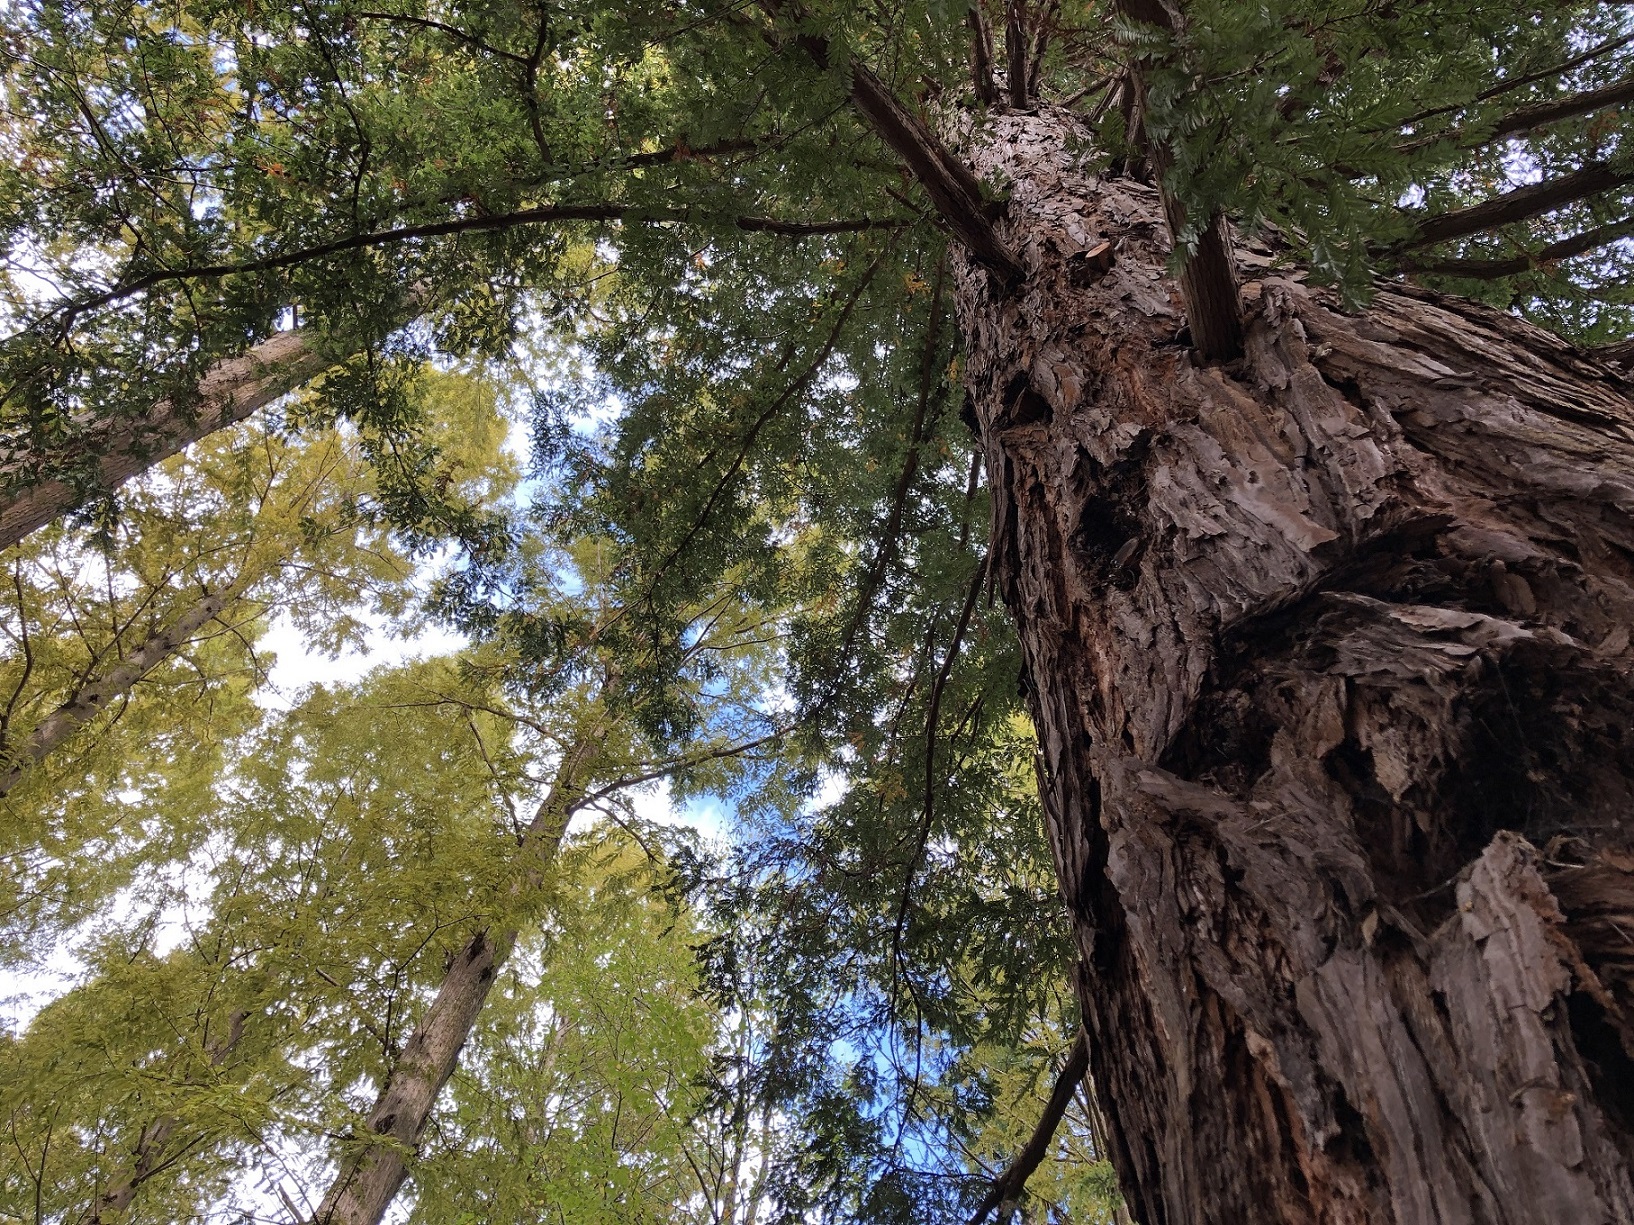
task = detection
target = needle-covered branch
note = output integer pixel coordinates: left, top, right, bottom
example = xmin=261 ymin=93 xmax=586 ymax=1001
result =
xmin=1400 ymin=71 xmax=1634 ymax=155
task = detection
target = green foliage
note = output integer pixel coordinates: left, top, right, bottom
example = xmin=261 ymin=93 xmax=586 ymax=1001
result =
xmin=1112 ymin=0 xmax=1634 ymax=327
xmin=0 ymin=365 xmax=516 ymax=947
xmin=4 ymin=1 xmax=1631 ymax=1223
xmin=953 ymin=1028 xmax=1123 ymax=1224
xmin=411 ymin=838 xmax=724 ymax=1225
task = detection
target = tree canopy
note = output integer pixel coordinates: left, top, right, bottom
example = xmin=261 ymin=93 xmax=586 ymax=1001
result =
xmin=2 ymin=0 xmax=1632 ymax=1222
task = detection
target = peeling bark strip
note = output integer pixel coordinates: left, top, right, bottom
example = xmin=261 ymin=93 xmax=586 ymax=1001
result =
xmin=0 ymin=590 xmax=230 ymax=796
xmin=952 ymin=107 xmax=1634 ymax=1223
xmin=0 ymin=330 xmax=333 ymax=554
xmin=310 ymin=738 xmax=593 ymax=1225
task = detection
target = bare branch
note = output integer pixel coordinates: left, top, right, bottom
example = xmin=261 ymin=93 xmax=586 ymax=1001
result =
xmin=968 ymin=3 xmax=1001 ymax=105
xmin=37 ymin=205 xmax=906 ymax=328
xmin=1405 ymin=213 xmax=1634 ymax=279
xmin=1007 ymin=0 xmax=1029 ymax=108
xmin=966 ymin=1028 xmax=1092 ymax=1225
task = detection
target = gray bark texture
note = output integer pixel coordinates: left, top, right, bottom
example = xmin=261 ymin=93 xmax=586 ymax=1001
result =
xmin=0 ymin=329 xmax=332 ymax=553
xmin=0 ymin=590 xmax=230 ymax=796
xmin=953 ymin=107 xmax=1634 ymax=1224
xmin=310 ymin=738 xmax=591 ymax=1225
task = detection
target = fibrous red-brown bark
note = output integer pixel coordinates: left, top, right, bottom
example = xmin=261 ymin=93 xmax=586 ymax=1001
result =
xmin=953 ymin=107 xmax=1634 ymax=1223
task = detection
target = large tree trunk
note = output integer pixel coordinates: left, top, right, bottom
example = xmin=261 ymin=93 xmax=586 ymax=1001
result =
xmin=953 ymin=108 xmax=1634 ymax=1223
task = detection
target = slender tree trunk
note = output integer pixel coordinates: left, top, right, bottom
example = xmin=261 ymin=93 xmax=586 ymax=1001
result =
xmin=76 ymin=1012 xmax=246 ymax=1225
xmin=310 ymin=737 xmax=593 ymax=1225
xmin=0 ymin=329 xmax=334 ymax=554
xmin=954 ymin=107 xmax=1634 ymax=1223
xmin=0 ymin=589 xmax=231 ymax=796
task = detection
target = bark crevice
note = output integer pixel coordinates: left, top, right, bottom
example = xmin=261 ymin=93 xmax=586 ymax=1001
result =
xmin=953 ymin=105 xmax=1634 ymax=1223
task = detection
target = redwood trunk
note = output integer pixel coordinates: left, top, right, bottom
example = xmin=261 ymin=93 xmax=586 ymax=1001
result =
xmin=954 ymin=108 xmax=1634 ymax=1223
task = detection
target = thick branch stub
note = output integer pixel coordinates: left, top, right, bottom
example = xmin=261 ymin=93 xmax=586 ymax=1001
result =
xmin=1108 ymin=0 xmax=1244 ymax=360
xmin=1006 ymin=0 xmax=1029 ymax=109
xmin=846 ymin=66 xmax=1025 ymax=282
xmin=1175 ymin=215 xmax=1243 ymax=360
xmin=968 ymin=4 xmax=1000 ymax=105
xmin=759 ymin=0 xmax=1024 ymax=282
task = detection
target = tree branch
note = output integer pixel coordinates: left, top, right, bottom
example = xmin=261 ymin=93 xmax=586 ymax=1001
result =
xmin=1027 ymin=0 xmax=1060 ymax=100
xmin=759 ymin=0 xmax=1025 ymax=281
xmin=845 ymin=66 xmax=1026 ymax=280
xmin=311 ymin=735 xmax=597 ymax=1225
xmin=0 ymin=589 xmax=231 ymax=796
xmin=1386 ymin=29 xmax=1634 ymax=135
xmin=1110 ymin=0 xmax=1243 ymax=359
xmin=351 ymin=10 xmax=531 ymax=65
xmin=1402 ymin=160 xmax=1634 ymax=251
xmin=1400 ymin=71 xmax=1634 ymax=155
xmin=0 ymin=327 xmax=338 ymax=553
xmin=890 ymin=553 xmax=986 ymax=990
xmin=38 ymin=206 xmax=910 ymax=327
xmin=1007 ymin=0 xmax=1029 ymax=108
xmin=968 ymin=3 xmax=1001 ymax=105
xmin=1404 ymin=213 xmax=1634 ymax=279
xmin=1593 ymin=337 xmax=1634 ymax=369
xmin=966 ymin=1028 xmax=1091 ymax=1225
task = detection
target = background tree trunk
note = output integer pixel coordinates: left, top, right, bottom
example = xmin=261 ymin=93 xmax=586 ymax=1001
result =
xmin=954 ymin=108 xmax=1634 ymax=1224
xmin=0 ymin=329 xmax=333 ymax=553
xmin=311 ymin=736 xmax=592 ymax=1225
xmin=0 ymin=588 xmax=232 ymax=796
